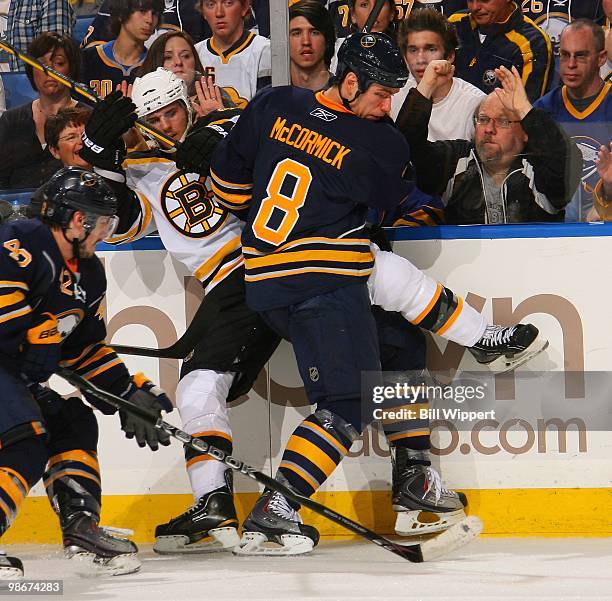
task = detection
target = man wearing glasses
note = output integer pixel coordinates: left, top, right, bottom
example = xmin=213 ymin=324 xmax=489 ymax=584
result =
xmin=534 ymin=19 xmax=611 ymax=222
xmin=395 ymin=59 xmax=582 ymax=224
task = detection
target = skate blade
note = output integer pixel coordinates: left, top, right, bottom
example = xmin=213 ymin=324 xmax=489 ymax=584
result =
xmin=67 ymin=550 xmax=142 ymax=577
xmin=0 ymin=567 xmax=23 ymax=580
xmin=154 ymin=527 xmax=240 ymax=555
xmin=394 ymin=509 xmax=466 ymax=537
xmin=233 ymin=531 xmax=315 ymax=556
xmin=486 ymin=336 xmax=549 ymax=374
xmin=419 ymin=515 xmax=483 ymax=562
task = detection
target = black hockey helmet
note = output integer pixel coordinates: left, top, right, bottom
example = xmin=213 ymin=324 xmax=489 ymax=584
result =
xmin=36 ymin=167 xmax=118 ymax=231
xmin=334 ymin=32 xmax=409 ymax=92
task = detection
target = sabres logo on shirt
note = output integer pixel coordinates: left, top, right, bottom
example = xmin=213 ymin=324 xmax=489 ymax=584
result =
xmin=161 ymin=172 xmax=228 ymax=238
xmin=573 ymin=135 xmax=601 ymax=194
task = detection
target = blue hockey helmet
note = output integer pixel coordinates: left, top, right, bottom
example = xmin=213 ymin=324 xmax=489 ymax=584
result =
xmin=334 ymin=32 xmax=409 ymax=92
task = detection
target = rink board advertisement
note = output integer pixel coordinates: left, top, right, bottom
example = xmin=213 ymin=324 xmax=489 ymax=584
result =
xmin=7 ymin=225 xmax=612 ymax=543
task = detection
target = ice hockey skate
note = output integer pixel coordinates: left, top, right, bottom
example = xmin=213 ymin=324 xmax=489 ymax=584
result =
xmin=234 ymin=490 xmax=319 ymax=556
xmin=154 ymin=484 xmax=240 ymax=554
xmin=0 ymin=551 xmax=23 ymax=579
xmin=392 ymin=448 xmax=468 ymax=536
xmin=468 ymin=324 xmax=548 ymax=373
xmin=62 ymin=514 xmax=141 ymax=576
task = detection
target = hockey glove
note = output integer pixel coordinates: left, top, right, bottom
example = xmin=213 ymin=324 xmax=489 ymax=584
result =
xmin=119 ymin=373 xmax=173 ymax=451
xmin=175 ymin=120 xmax=225 ymax=175
xmin=80 ymin=91 xmax=137 ymax=168
xmin=19 ymin=313 xmax=62 ymax=383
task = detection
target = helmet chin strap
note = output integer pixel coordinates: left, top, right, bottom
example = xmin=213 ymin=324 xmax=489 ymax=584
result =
xmin=339 ymin=73 xmax=362 ymax=111
xmin=62 ymin=229 xmax=89 ymax=261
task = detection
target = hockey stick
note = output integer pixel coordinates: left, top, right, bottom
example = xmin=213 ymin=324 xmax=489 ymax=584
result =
xmin=57 ymin=368 xmax=482 ymax=561
xmin=362 ymin=0 xmax=390 ymax=33
xmin=0 ymin=37 xmax=178 ymax=149
xmin=111 ymin=290 xmax=214 ymax=358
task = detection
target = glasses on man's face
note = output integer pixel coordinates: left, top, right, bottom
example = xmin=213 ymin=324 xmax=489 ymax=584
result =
xmin=559 ymin=51 xmax=595 ymax=63
xmin=474 ymin=114 xmax=521 ymax=129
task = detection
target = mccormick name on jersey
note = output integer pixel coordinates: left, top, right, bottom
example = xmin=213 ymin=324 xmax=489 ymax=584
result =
xmin=210 ymin=86 xmax=416 ymax=311
xmin=269 ymin=117 xmax=351 ymax=171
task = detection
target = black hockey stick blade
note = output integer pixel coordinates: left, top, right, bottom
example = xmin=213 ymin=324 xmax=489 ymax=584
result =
xmin=111 ymin=341 xmax=189 ymax=359
xmin=111 ymin=290 xmax=215 ymax=358
xmin=57 ymin=368 xmax=483 ymax=561
xmin=362 ymin=0 xmax=390 ymax=33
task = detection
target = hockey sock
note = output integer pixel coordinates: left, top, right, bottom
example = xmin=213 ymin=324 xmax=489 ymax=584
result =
xmin=277 ymin=409 xmax=357 ymax=500
xmin=176 ymin=369 xmax=234 ymax=500
xmin=185 ymin=431 xmax=233 ymax=499
xmin=412 ymin=285 xmax=484 ymax=346
xmin=44 ymin=450 xmax=102 ymax=525
xmin=0 ymin=437 xmax=47 ymax=535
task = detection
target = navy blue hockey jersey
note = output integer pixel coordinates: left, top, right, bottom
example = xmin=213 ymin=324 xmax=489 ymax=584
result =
xmin=80 ymin=41 xmax=146 ymax=98
xmin=210 ymin=86 xmax=415 ymax=311
xmin=0 ymin=219 xmax=131 ymax=411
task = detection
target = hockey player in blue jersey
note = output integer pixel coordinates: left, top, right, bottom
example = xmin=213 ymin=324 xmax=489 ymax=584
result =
xmin=0 ymin=168 xmax=174 ymax=578
xmin=209 ymin=32 xmax=545 ymax=555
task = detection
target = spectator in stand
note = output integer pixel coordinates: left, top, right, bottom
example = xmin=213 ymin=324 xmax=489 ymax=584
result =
xmin=5 ymin=0 xmax=74 ymax=71
xmin=194 ymin=0 xmax=271 ymax=107
xmin=139 ymin=31 xmax=227 ymax=118
xmin=534 ymin=19 xmax=611 ymax=222
xmin=396 ymin=61 xmax=581 ymax=223
xmin=521 ymin=0 xmax=605 ymax=59
xmin=330 ymin=0 xmax=396 ymax=70
xmin=326 ymin=0 xmax=466 ymax=38
xmin=391 ymin=8 xmax=485 ymax=141
xmin=593 ymin=142 xmax=612 ymax=219
xmin=82 ymin=0 xmax=211 ymax=49
xmin=449 ymin=0 xmax=553 ymax=102
xmin=0 ymin=33 xmax=81 ymax=189
xmin=45 ymin=106 xmax=92 ymax=170
xmin=80 ymin=0 xmax=163 ymax=98
xmin=289 ymin=0 xmax=335 ymax=91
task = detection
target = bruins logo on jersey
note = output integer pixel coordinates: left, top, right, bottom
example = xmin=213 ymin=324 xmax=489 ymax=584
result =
xmin=161 ymin=172 xmax=228 ymax=238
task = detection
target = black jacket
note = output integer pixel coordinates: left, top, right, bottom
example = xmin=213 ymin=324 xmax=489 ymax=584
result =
xmin=396 ymin=88 xmax=582 ymax=225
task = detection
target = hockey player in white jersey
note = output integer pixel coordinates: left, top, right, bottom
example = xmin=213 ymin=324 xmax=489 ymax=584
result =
xmin=194 ymin=0 xmax=271 ymax=107
xmin=79 ymin=68 xmax=548 ymax=554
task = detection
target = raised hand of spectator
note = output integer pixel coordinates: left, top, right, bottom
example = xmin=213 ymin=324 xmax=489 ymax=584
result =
xmin=416 ymin=59 xmax=454 ymax=100
xmin=493 ymin=66 xmax=532 ymax=120
xmin=193 ymin=76 xmax=224 ymax=119
xmin=595 ymin=142 xmax=612 ymax=198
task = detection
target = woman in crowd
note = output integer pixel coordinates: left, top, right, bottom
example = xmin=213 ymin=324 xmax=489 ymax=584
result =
xmin=0 ymin=33 xmax=81 ymax=190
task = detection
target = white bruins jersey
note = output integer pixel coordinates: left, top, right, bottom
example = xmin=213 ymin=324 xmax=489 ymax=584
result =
xmin=107 ymin=154 xmax=245 ymax=294
xmin=195 ymin=32 xmax=271 ymax=108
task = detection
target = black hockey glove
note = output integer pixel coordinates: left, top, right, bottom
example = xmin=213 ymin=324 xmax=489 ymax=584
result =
xmin=18 ymin=313 xmax=62 ymax=383
xmin=175 ymin=120 xmax=225 ymax=175
xmin=80 ymin=91 xmax=136 ymax=168
xmin=119 ymin=373 xmax=173 ymax=451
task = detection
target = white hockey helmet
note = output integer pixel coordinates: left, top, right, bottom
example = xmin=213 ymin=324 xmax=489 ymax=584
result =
xmin=131 ymin=67 xmax=194 ymax=141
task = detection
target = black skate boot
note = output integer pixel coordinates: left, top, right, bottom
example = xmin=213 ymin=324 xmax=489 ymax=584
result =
xmin=0 ymin=551 xmax=23 ymax=579
xmin=392 ymin=448 xmax=467 ymax=536
xmin=62 ymin=513 xmax=140 ymax=576
xmin=468 ymin=324 xmax=548 ymax=373
xmin=234 ymin=488 xmax=319 ymax=556
xmin=154 ymin=482 xmax=240 ymax=554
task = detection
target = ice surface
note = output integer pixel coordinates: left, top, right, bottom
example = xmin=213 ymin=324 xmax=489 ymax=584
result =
xmin=4 ymin=538 xmax=612 ymax=601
